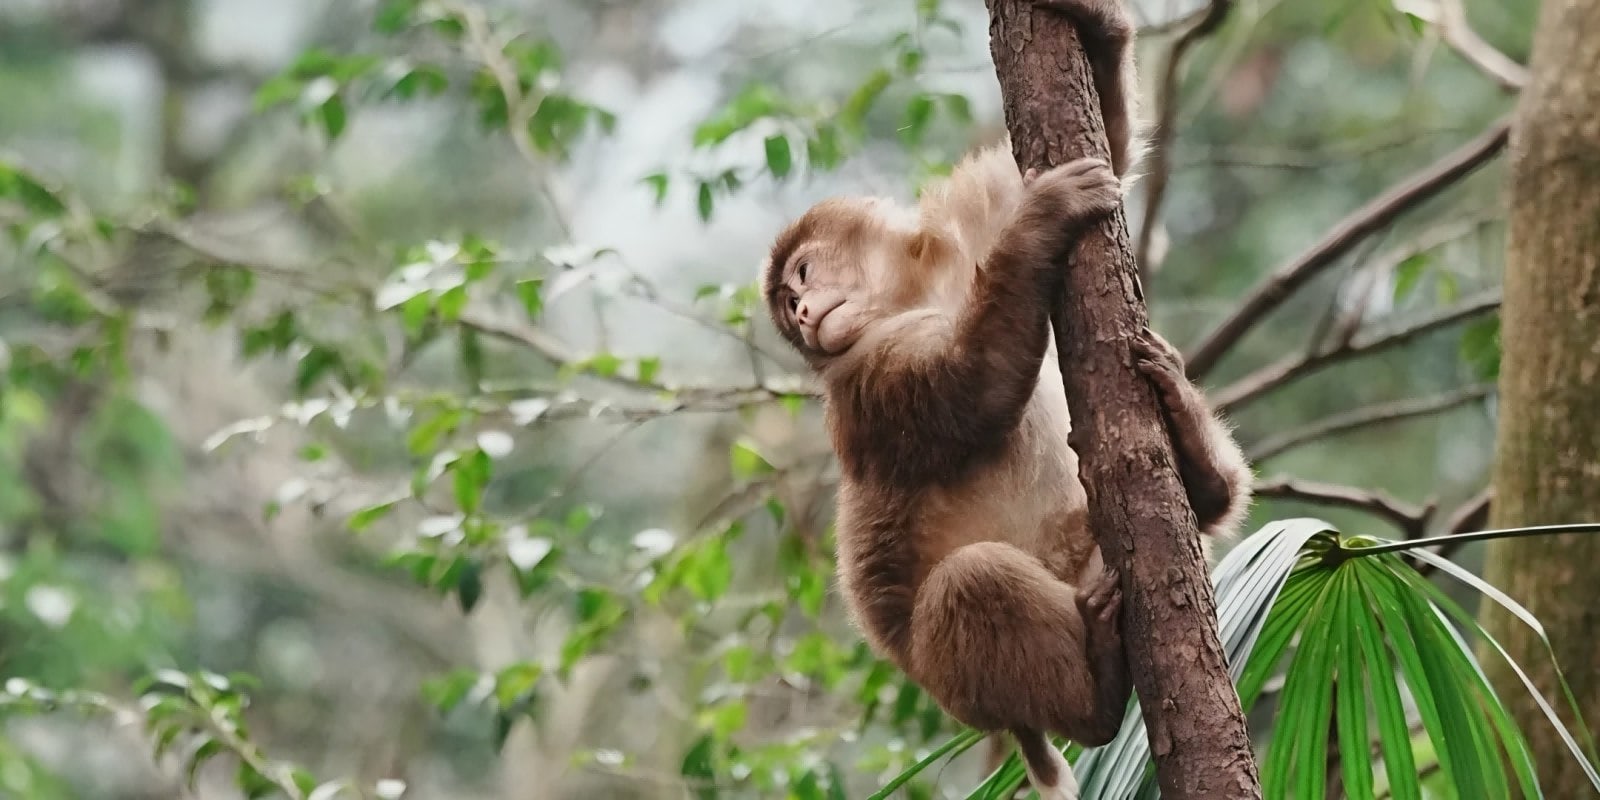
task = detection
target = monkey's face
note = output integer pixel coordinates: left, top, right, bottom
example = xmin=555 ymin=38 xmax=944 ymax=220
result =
xmin=763 ymin=243 xmax=867 ymax=358
xmin=762 ymin=198 xmax=923 ymax=366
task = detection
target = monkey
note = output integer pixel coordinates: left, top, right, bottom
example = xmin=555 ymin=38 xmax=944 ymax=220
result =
xmin=755 ymin=3 xmax=1251 ymax=798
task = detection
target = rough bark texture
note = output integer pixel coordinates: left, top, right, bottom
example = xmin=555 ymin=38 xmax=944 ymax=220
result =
xmin=985 ymin=3 xmax=1264 ymax=797
xmin=1478 ymin=0 xmax=1600 ymax=794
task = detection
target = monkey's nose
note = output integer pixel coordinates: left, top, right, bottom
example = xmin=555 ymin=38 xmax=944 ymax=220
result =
xmin=796 ymin=300 xmax=812 ymax=325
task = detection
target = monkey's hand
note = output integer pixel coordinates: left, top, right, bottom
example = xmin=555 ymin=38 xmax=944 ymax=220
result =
xmin=1132 ymin=326 xmax=1243 ymax=531
xmin=1024 ymin=158 xmax=1122 ymax=227
xmin=1130 ymin=327 xmax=1188 ymax=406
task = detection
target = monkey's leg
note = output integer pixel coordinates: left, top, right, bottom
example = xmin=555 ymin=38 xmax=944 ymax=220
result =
xmin=1131 ymin=327 xmax=1253 ymax=534
xmin=908 ymin=542 xmax=1106 ymax=800
xmin=1009 ymin=569 xmax=1127 ymax=800
xmin=1032 ymin=0 xmax=1137 ymax=176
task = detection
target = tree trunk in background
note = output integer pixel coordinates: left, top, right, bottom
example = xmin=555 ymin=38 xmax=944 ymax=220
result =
xmin=1478 ymin=0 xmax=1600 ymax=794
xmin=986 ymin=3 xmax=1263 ymax=797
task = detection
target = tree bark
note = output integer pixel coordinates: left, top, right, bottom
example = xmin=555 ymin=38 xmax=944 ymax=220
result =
xmin=985 ymin=3 xmax=1264 ymax=797
xmin=1478 ymin=0 xmax=1600 ymax=795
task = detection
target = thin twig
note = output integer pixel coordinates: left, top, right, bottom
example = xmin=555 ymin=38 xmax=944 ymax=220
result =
xmin=447 ymin=1 xmax=575 ymax=236
xmin=1253 ymin=477 xmax=1436 ymax=538
xmin=1134 ymin=0 xmax=1235 ymax=275
xmin=1214 ymin=288 xmax=1501 ymax=413
xmin=1185 ymin=118 xmax=1511 ymax=379
xmin=1395 ymin=0 xmax=1528 ymax=91
xmin=1246 ymin=383 xmax=1493 ymax=462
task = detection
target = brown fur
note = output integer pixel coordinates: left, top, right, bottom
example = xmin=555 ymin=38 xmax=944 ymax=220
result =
xmin=758 ymin=4 xmax=1248 ymax=797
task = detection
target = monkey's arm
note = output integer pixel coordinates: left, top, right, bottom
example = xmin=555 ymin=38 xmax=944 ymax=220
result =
xmin=1035 ymin=0 xmax=1138 ymax=176
xmin=1132 ymin=329 xmax=1254 ymax=537
xmin=844 ymin=160 xmax=1120 ymax=472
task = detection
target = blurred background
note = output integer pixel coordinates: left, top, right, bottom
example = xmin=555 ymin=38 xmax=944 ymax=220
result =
xmin=0 ymin=0 xmax=1532 ymax=797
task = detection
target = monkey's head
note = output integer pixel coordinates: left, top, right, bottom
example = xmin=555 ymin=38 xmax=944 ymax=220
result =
xmin=761 ymin=196 xmax=941 ymax=369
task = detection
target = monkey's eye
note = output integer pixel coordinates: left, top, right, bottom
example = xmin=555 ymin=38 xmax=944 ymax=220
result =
xmin=797 ymin=261 xmax=809 ymax=282
xmin=787 ymin=295 xmax=799 ymax=316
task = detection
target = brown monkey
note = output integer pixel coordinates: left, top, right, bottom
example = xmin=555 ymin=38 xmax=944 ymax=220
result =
xmin=758 ymin=2 xmax=1250 ymax=798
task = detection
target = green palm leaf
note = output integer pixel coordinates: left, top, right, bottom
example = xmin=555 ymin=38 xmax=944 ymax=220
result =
xmin=871 ymin=520 xmax=1600 ymax=799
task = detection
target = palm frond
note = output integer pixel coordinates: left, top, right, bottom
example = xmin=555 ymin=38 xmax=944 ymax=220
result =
xmin=872 ymin=520 xmax=1600 ymax=799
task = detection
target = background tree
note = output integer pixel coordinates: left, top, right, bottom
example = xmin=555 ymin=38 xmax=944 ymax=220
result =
xmin=1478 ymin=0 xmax=1600 ymax=794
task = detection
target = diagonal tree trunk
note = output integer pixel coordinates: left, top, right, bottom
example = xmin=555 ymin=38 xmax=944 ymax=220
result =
xmin=1478 ymin=0 xmax=1600 ymax=794
xmin=984 ymin=3 xmax=1264 ymax=796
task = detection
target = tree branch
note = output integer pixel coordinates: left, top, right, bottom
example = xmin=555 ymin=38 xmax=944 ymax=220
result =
xmin=1253 ymin=477 xmax=1437 ymax=538
xmin=1396 ymin=0 xmax=1529 ymax=91
xmin=1213 ymin=288 xmax=1500 ymax=412
xmin=1185 ymin=118 xmax=1511 ymax=379
xmin=987 ymin=3 xmax=1263 ymax=796
xmin=1134 ymin=0 xmax=1235 ymax=275
xmin=1245 ymin=382 xmax=1493 ymax=462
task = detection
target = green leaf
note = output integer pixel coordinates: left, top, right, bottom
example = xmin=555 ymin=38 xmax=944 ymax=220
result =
xmin=681 ymin=734 xmax=719 ymax=800
xmin=583 ymin=352 xmax=623 ymax=378
xmin=1460 ymin=316 xmax=1501 ymax=380
xmin=697 ymin=182 xmax=715 ymax=222
xmin=808 ymin=123 xmax=844 ymax=170
xmin=764 ymin=135 xmax=792 ymax=179
xmin=729 ymin=438 xmax=773 ymax=479
xmin=682 ymin=536 xmax=733 ymax=603
xmin=318 ymin=95 xmax=348 ymax=140
xmin=1351 ymin=565 xmax=1420 ymax=800
xmin=452 ymin=448 xmax=492 ymax=514
xmin=1392 ymin=252 xmax=1430 ymax=302
xmin=421 ymin=668 xmax=480 ymax=713
xmin=374 ymin=0 xmax=423 ymax=32
xmin=0 ymin=163 xmax=68 ymax=216
xmin=840 ymin=69 xmax=892 ymax=131
xmin=516 ymin=278 xmax=545 ymax=319
xmin=456 ymin=558 xmax=484 ymax=613
xmin=941 ymin=93 xmax=972 ymax=124
xmin=901 ymin=94 xmax=935 ymax=145
xmin=295 ymin=345 xmax=341 ymax=394
xmin=347 ymin=500 xmax=399 ymax=533
xmin=494 ymin=663 xmax=542 ymax=707
xmin=1335 ymin=571 xmax=1375 ymax=800
xmin=642 ymin=172 xmax=670 ymax=206
xmin=253 ymin=74 xmax=304 ymax=111
xmin=693 ymin=83 xmax=785 ymax=147
xmin=635 ymin=356 xmax=661 ymax=385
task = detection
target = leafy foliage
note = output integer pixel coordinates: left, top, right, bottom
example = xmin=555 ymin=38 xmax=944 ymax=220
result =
xmin=891 ymin=521 xmax=1600 ymax=800
xmin=0 ymin=0 xmax=1579 ymax=798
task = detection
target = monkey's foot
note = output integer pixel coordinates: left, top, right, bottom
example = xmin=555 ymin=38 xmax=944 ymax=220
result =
xmin=1080 ymin=565 xmax=1122 ymax=633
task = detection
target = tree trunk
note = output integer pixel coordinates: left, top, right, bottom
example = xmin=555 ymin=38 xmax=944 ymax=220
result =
xmin=1478 ymin=0 xmax=1600 ymax=795
xmin=985 ymin=3 xmax=1264 ymax=797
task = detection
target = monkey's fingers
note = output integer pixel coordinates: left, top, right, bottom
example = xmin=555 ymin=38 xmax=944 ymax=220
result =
xmin=1130 ymin=328 xmax=1182 ymax=366
xmin=1135 ymin=359 xmax=1185 ymax=402
xmin=1096 ymin=586 xmax=1121 ymax=625
xmin=1023 ymin=167 xmax=1041 ymax=185
xmin=1056 ymin=156 xmax=1112 ymax=178
xmin=1083 ymin=565 xmax=1121 ymax=610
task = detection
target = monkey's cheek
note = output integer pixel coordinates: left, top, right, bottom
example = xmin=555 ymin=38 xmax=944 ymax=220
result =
xmin=816 ymin=315 xmax=861 ymax=355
